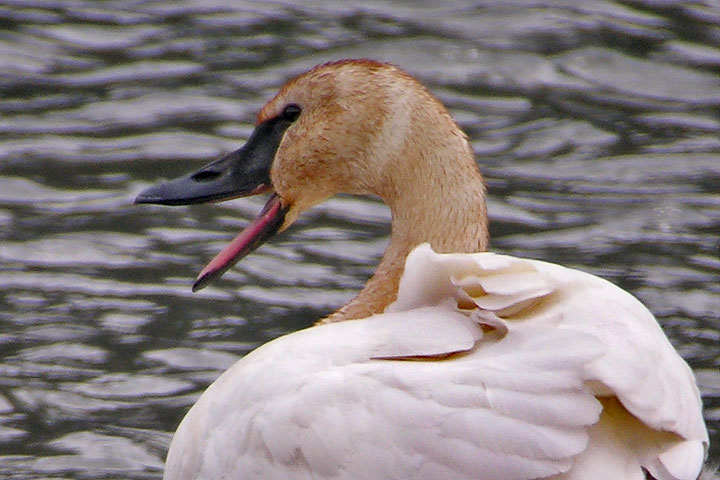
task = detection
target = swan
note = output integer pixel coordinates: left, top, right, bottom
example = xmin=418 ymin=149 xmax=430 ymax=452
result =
xmin=136 ymin=60 xmax=709 ymax=480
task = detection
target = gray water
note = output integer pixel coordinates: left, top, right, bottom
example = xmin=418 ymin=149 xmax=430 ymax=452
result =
xmin=0 ymin=1 xmax=719 ymax=478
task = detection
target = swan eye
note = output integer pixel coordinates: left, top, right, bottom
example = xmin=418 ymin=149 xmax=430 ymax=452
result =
xmin=281 ymin=104 xmax=301 ymax=122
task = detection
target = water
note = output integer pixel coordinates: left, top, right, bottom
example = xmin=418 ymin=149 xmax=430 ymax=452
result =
xmin=0 ymin=1 xmax=718 ymax=477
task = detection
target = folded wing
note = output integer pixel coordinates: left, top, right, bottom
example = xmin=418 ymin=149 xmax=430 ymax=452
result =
xmin=166 ymin=244 xmax=707 ymax=480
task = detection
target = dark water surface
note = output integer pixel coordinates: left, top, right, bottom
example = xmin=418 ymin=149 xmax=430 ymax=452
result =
xmin=1 ymin=1 xmax=719 ymax=478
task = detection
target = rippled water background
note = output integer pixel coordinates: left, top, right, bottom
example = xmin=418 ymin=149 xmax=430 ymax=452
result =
xmin=1 ymin=0 xmax=719 ymax=477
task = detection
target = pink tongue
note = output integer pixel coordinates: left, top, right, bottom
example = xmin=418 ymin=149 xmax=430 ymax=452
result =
xmin=193 ymin=195 xmax=284 ymax=291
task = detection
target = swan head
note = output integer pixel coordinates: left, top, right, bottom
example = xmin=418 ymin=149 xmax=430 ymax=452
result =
xmin=136 ymin=60 xmax=483 ymax=293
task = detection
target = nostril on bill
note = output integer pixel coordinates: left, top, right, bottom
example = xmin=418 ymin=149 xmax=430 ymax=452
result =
xmin=192 ymin=170 xmax=222 ymax=182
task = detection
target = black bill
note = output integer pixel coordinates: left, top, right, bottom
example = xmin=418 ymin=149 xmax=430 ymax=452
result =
xmin=135 ymin=114 xmax=296 ymax=290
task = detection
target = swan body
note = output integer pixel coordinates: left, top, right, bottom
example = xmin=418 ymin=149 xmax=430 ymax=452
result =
xmin=136 ymin=60 xmax=709 ymax=480
xmin=165 ymin=246 xmax=707 ymax=480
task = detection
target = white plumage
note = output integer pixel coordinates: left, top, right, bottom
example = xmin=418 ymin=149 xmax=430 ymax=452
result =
xmin=164 ymin=245 xmax=708 ymax=480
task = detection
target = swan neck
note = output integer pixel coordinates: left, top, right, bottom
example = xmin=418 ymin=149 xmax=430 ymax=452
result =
xmin=322 ymin=138 xmax=488 ymax=323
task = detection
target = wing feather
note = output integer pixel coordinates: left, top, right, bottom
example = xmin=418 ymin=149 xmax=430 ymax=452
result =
xmin=165 ymin=244 xmax=707 ymax=480
xmin=391 ymin=244 xmax=708 ymax=479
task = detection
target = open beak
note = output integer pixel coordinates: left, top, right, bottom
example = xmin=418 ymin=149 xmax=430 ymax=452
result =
xmin=135 ymin=116 xmax=293 ymax=291
xmin=190 ymin=193 xmax=286 ymax=291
